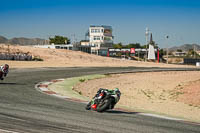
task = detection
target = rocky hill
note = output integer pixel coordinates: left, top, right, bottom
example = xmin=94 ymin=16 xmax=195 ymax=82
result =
xmin=0 ymin=36 xmax=8 ymax=43
xmin=0 ymin=35 xmax=47 ymax=45
xmin=169 ymin=44 xmax=200 ymax=52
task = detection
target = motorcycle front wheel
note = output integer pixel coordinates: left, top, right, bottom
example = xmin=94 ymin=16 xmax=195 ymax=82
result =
xmin=85 ymin=101 xmax=91 ymax=110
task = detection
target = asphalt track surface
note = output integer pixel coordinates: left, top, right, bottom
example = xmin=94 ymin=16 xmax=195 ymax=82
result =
xmin=0 ymin=67 xmax=200 ymax=133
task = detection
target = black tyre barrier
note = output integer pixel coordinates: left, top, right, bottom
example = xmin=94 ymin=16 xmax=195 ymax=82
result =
xmin=0 ymin=53 xmax=32 ymax=61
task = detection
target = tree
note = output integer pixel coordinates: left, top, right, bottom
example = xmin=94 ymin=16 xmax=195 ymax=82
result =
xmin=159 ymin=49 xmax=165 ymax=58
xmin=177 ymin=49 xmax=182 ymax=52
xmin=141 ymin=44 xmax=149 ymax=49
xmin=126 ymin=43 xmax=141 ymax=48
xmin=113 ymin=43 xmax=123 ymax=49
xmin=49 ymin=35 xmax=70 ymax=44
xmin=187 ymin=49 xmax=199 ymax=58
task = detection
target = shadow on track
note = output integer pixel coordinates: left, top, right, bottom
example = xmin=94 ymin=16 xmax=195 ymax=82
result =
xmin=105 ymin=110 xmax=139 ymax=115
xmin=0 ymin=82 xmax=26 ymax=85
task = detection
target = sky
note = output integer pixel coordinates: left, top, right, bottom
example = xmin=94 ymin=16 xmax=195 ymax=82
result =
xmin=0 ymin=0 xmax=200 ymax=48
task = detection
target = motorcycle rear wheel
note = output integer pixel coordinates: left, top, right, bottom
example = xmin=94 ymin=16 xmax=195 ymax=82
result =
xmin=96 ymin=99 xmax=111 ymax=112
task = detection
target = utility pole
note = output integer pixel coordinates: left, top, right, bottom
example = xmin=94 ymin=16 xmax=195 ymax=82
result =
xmin=145 ymin=27 xmax=149 ymax=61
xmin=71 ymin=34 xmax=76 ymax=45
xmin=193 ymin=44 xmax=196 ymax=59
xmin=166 ymin=35 xmax=169 ymax=64
xmin=8 ymin=44 xmax=10 ymax=54
xmin=138 ymin=49 xmax=140 ymax=61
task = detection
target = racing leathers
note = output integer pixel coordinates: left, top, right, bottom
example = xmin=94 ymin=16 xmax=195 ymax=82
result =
xmin=0 ymin=64 xmax=9 ymax=80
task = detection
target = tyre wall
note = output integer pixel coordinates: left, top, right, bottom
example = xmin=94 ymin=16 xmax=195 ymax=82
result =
xmin=0 ymin=53 xmax=32 ymax=61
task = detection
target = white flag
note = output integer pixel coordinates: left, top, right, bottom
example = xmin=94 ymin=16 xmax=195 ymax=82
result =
xmin=148 ymin=44 xmax=155 ymax=60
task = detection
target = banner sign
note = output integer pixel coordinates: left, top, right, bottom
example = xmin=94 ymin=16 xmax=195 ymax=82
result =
xmin=109 ymin=48 xmax=132 ymax=52
xmin=108 ymin=48 xmax=157 ymax=53
xmin=130 ymin=48 xmax=135 ymax=53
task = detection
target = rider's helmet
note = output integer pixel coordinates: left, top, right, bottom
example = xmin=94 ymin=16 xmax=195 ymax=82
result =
xmin=2 ymin=64 xmax=9 ymax=73
xmin=114 ymin=88 xmax=119 ymax=92
xmin=114 ymin=88 xmax=121 ymax=97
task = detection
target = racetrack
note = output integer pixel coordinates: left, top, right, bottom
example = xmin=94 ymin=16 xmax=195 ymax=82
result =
xmin=0 ymin=67 xmax=200 ymax=133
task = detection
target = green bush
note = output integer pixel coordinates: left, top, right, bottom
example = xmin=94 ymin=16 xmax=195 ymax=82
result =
xmin=33 ymin=56 xmax=44 ymax=61
xmin=79 ymin=78 xmax=86 ymax=82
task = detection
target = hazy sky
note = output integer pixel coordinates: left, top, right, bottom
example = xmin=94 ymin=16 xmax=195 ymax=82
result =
xmin=0 ymin=0 xmax=200 ymax=48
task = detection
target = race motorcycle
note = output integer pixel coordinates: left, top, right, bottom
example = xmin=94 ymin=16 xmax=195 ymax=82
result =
xmin=0 ymin=71 xmax=6 ymax=80
xmin=85 ymin=88 xmax=121 ymax=112
xmin=0 ymin=64 xmax=9 ymax=80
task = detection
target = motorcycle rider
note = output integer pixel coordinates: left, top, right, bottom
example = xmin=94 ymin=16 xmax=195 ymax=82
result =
xmin=85 ymin=88 xmax=121 ymax=110
xmin=96 ymin=88 xmax=121 ymax=98
xmin=0 ymin=64 xmax=9 ymax=80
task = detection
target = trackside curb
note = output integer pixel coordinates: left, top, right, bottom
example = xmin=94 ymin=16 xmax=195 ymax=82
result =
xmin=35 ymin=79 xmax=89 ymax=103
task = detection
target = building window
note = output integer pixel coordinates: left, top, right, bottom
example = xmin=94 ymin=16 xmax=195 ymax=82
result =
xmin=93 ymin=29 xmax=100 ymax=33
xmin=104 ymin=36 xmax=111 ymax=41
xmin=104 ymin=29 xmax=111 ymax=34
xmin=94 ymin=36 xmax=101 ymax=40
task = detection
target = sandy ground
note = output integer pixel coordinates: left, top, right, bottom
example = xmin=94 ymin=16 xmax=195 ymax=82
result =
xmin=73 ymin=71 xmax=200 ymax=122
xmin=1 ymin=44 xmax=200 ymax=122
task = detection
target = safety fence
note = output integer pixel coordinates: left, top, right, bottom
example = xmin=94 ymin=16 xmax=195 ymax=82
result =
xmin=184 ymin=58 xmax=200 ymax=65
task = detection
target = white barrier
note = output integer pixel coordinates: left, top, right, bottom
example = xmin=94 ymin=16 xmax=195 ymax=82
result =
xmin=196 ymin=62 xmax=200 ymax=67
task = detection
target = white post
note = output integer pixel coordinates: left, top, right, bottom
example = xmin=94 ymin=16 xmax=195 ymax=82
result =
xmin=145 ymin=28 xmax=149 ymax=61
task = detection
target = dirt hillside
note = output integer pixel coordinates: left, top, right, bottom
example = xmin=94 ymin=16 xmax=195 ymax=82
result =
xmin=0 ymin=44 xmax=195 ymax=68
xmin=73 ymin=71 xmax=200 ymax=122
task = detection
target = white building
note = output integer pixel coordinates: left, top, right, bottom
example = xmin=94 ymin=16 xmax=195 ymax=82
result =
xmin=81 ymin=25 xmax=113 ymax=54
xmin=34 ymin=44 xmax=73 ymax=50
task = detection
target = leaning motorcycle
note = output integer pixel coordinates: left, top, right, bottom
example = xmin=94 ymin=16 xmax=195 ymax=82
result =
xmin=85 ymin=88 xmax=121 ymax=112
xmin=0 ymin=71 xmax=5 ymax=80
